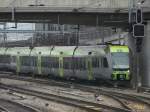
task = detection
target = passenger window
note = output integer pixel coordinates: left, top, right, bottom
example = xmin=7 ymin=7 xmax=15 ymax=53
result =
xmin=0 ymin=55 xmax=11 ymax=63
xmin=81 ymin=58 xmax=86 ymax=70
xmin=99 ymin=58 xmax=101 ymax=67
xmin=41 ymin=56 xmax=51 ymax=68
xmin=92 ymin=57 xmax=100 ymax=68
xmin=103 ymin=57 xmax=108 ymax=68
xmin=63 ymin=57 xmax=69 ymax=69
xmin=21 ymin=56 xmax=37 ymax=67
xmin=11 ymin=56 xmax=16 ymax=62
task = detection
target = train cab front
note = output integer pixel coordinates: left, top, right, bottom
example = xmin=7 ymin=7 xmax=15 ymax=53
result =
xmin=109 ymin=45 xmax=130 ymax=81
xmin=112 ymin=68 xmax=130 ymax=81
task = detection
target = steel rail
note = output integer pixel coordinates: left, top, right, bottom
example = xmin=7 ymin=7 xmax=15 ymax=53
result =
xmin=1 ymin=74 xmax=150 ymax=111
xmin=0 ymin=106 xmax=9 ymax=112
xmin=0 ymin=98 xmax=38 ymax=112
xmin=0 ymin=75 xmax=132 ymax=110
xmin=1 ymin=74 xmax=150 ymax=100
xmin=0 ymin=74 xmax=134 ymax=111
xmin=0 ymin=83 xmax=131 ymax=112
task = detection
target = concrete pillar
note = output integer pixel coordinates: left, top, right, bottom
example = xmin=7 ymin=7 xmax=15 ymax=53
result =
xmin=140 ymin=21 xmax=150 ymax=87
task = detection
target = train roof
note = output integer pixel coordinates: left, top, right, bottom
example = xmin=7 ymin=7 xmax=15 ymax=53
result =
xmin=31 ymin=47 xmax=53 ymax=56
xmin=8 ymin=47 xmax=30 ymax=56
xmin=74 ymin=46 xmax=105 ymax=56
xmin=51 ymin=46 xmax=76 ymax=56
xmin=0 ymin=45 xmax=115 ymax=56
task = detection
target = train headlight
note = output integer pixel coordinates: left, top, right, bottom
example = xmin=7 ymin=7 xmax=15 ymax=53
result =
xmin=127 ymin=70 xmax=130 ymax=73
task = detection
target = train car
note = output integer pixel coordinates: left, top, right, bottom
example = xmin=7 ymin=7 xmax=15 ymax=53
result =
xmin=50 ymin=46 xmax=76 ymax=78
xmin=0 ymin=45 xmax=130 ymax=82
xmin=9 ymin=47 xmax=30 ymax=74
xmin=73 ymin=46 xmax=110 ymax=80
xmin=105 ymin=45 xmax=130 ymax=81
xmin=10 ymin=47 xmax=53 ymax=75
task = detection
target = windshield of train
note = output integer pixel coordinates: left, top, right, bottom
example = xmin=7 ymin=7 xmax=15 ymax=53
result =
xmin=111 ymin=52 xmax=129 ymax=68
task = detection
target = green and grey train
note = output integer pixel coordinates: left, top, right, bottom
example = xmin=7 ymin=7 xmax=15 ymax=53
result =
xmin=0 ymin=45 xmax=130 ymax=81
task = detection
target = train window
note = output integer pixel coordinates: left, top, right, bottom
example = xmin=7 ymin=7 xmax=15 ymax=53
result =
xmin=103 ymin=57 xmax=108 ymax=68
xmin=80 ymin=58 xmax=86 ymax=70
xmin=92 ymin=57 xmax=96 ymax=68
xmin=74 ymin=57 xmax=78 ymax=69
xmin=77 ymin=58 xmax=80 ymax=69
xmin=72 ymin=57 xmax=76 ymax=69
xmin=70 ymin=58 xmax=74 ymax=69
xmin=72 ymin=57 xmax=86 ymax=70
xmin=0 ymin=55 xmax=11 ymax=63
xmin=92 ymin=57 xmax=95 ymax=67
xmin=53 ymin=57 xmax=59 ymax=68
xmin=49 ymin=57 xmax=53 ymax=68
xmin=21 ymin=56 xmax=29 ymax=66
xmin=95 ymin=58 xmax=98 ymax=67
xmin=78 ymin=58 xmax=81 ymax=70
xmin=41 ymin=57 xmax=51 ymax=68
xmin=99 ymin=58 xmax=101 ymax=67
xmin=72 ymin=57 xmax=78 ymax=70
xmin=80 ymin=58 xmax=83 ymax=70
xmin=21 ymin=56 xmax=37 ymax=67
xmin=63 ymin=57 xmax=71 ymax=69
xmin=92 ymin=57 xmax=99 ymax=68
xmin=41 ymin=57 xmax=59 ymax=68
xmin=97 ymin=58 xmax=100 ymax=67
xmin=11 ymin=56 xmax=16 ymax=62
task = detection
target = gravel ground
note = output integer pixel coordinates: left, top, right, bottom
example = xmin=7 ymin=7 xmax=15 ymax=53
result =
xmin=1 ymin=78 xmax=150 ymax=112
xmin=0 ymin=78 xmax=123 ymax=108
xmin=0 ymin=89 xmax=87 ymax=112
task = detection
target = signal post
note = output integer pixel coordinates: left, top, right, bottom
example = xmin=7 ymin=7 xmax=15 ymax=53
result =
xmin=132 ymin=8 xmax=145 ymax=92
xmin=128 ymin=2 xmax=145 ymax=91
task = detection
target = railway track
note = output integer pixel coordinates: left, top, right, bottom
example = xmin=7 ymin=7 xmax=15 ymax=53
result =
xmin=0 ymin=73 xmax=150 ymax=111
xmin=0 ymin=106 xmax=9 ymax=112
xmin=0 ymin=98 xmax=38 ymax=112
xmin=1 ymin=74 xmax=149 ymax=99
xmin=100 ymin=91 xmax=150 ymax=111
xmin=0 ymin=83 xmax=131 ymax=112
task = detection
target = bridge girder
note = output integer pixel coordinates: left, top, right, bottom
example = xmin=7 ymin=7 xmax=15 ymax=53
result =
xmin=0 ymin=8 xmax=149 ymax=27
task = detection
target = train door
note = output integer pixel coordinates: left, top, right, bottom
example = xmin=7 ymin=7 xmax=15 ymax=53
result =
xmin=30 ymin=49 xmax=38 ymax=75
xmin=59 ymin=52 xmax=64 ymax=78
xmin=101 ymin=57 xmax=110 ymax=79
xmin=86 ymin=52 xmax=93 ymax=80
xmin=37 ymin=52 xmax=42 ymax=75
xmin=16 ymin=52 xmax=21 ymax=75
xmin=71 ymin=56 xmax=76 ymax=79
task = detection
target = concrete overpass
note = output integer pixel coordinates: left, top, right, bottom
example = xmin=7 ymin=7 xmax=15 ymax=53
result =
xmin=0 ymin=0 xmax=149 ymax=27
